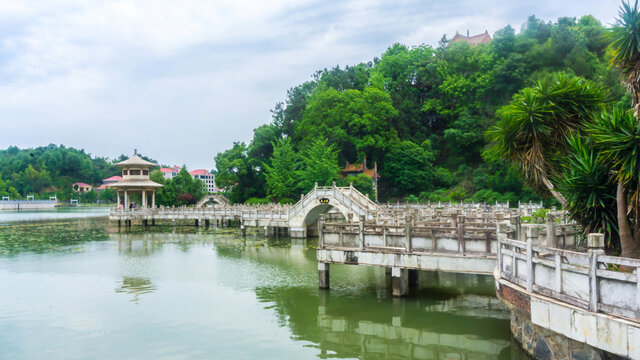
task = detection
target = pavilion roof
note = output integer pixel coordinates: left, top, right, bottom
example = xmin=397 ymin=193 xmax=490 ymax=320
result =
xmin=109 ymin=179 xmax=163 ymax=188
xmin=114 ymin=153 xmax=157 ymax=167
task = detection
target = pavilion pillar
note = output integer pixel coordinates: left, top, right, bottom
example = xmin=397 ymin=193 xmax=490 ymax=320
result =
xmin=117 ymin=191 xmax=121 ymax=207
xmin=124 ymin=190 xmax=129 ymax=209
xmin=142 ymin=190 xmax=147 ymax=208
xmin=152 ymin=191 xmax=156 ymax=208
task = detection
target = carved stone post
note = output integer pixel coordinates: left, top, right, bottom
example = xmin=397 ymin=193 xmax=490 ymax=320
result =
xmin=587 ymin=233 xmax=604 ymax=312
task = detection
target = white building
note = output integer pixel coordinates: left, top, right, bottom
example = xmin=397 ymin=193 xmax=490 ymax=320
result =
xmin=160 ymin=166 xmax=180 ymax=179
xmin=189 ymin=169 xmax=221 ymax=193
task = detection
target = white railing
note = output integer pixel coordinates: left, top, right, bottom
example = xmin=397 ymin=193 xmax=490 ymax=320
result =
xmin=498 ymin=233 xmax=640 ymax=321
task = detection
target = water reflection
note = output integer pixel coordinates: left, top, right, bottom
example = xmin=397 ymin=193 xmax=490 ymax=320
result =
xmin=255 ymin=285 xmax=525 ymax=360
xmin=0 ymin=217 xmax=528 ymax=359
xmin=115 ymin=277 xmax=157 ymax=303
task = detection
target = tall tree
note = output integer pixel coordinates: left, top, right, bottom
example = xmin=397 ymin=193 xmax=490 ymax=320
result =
xmin=488 ymin=74 xmax=608 ymax=206
xmin=607 ymin=0 xmax=640 ymax=117
xmin=264 ymin=138 xmax=300 ymax=201
xmin=297 ymin=138 xmax=340 ymax=192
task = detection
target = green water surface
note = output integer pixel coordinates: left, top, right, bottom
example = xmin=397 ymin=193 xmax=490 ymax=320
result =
xmin=0 ymin=215 xmax=527 ymax=359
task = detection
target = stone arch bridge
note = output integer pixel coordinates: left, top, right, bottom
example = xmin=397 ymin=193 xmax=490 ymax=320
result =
xmin=110 ymin=185 xmax=378 ymax=238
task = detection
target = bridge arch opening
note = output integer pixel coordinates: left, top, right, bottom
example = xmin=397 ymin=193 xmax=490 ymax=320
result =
xmin=303 ymin=204 xmax=347 ymax=237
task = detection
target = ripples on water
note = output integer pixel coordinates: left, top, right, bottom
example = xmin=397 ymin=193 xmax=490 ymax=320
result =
xmin=0 ymin=214 xmax=526 ymax=360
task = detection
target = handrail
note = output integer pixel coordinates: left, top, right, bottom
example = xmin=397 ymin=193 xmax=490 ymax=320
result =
xmin=498 ymin=236 xmax=640 ymax=322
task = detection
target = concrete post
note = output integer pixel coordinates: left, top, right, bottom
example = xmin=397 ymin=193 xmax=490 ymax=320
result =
xmin=318 ymin=214 xmax=325 ymax=249
xmin=318 ymin=262 xmax=330 ymax=289
xmin=392 ymin=267 xmax=407 ymax=297
xmin=457 ymin=215 xmax=465 ymax=253
xmin=152 ymin=191 xmax=155 ymax=208
xmin=358 ymin=215 xmax=365 ymax=250
xmin=587 ymin=233 xmax=605 ymax=312
xmin=405 ymin=214 xmax=412 ymax=252
xmin=546 ymin=213 xmax=557 ymax=248
xmin=142 ymin=190 xmax=147 ymax=208
xmin=511 ymin=215 xmax=521 ymax=241
xmin=525 ymin=227 xmax=538 ymax=292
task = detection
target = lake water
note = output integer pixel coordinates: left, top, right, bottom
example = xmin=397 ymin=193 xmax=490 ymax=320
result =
xmin=0 ymin=211 xmax=526 ymax=359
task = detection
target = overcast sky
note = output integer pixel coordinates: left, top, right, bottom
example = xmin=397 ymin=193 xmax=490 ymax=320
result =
xmin=0 ymin=0 xmax=620 ymax=170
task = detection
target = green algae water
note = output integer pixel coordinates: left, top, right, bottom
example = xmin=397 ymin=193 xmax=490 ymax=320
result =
xmin=0 ymin=214 xmax=527 ymax=359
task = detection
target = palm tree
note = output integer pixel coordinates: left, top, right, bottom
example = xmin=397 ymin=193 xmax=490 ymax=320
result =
xmin=589 ymin=108 xmax=640 ymax=258
xmin=607 ymin=1 xmax=640 ymax=118
xmin=488 ymin=74 xmax=608 ymax=206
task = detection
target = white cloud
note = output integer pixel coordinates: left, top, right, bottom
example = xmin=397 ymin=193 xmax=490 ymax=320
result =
xmin=0 ymin=0 xmax=623 ymax=168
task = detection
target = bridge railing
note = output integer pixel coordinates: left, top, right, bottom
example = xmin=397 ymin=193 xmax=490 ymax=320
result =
xmin=318 ymin=218 xmax=498 ymax=255
xmin=109 ymin=206 xmax=290 ymax=221
xmin=498 ymin=233 xmax=640 ymax=321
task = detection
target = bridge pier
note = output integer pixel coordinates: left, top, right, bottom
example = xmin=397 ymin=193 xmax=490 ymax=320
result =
xmin=392 ymin=267 xmax=407 ymax=297
xmin=318 ymin=262 xmax=330 ymax=289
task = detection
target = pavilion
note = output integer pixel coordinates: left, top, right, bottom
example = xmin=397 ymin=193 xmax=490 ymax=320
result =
xmin=110 ymin=150 xmax=162 ymax=209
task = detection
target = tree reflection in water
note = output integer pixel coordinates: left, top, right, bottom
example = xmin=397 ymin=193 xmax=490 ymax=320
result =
xmin=115 ymin=277 xmax=157 ymax=303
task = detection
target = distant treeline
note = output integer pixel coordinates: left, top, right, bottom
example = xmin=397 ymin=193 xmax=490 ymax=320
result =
xmin=214 ymin=15 xmax=626 ymax=205
xmin=0 ymin=144 xmax=122 ymax=200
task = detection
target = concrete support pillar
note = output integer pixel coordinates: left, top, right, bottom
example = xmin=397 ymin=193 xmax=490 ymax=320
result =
xmin=408 ymin=269 xmax=419 ymax=288
xmin=195 ymin=219 xmax=199 ymax=227
xmin=385 ymin=267 xmax=392 ymax=276
xmin=117 ymin=220 xmax=121 ymax=227
xmin=124 ymin=190 xmax=129 ymax=209
xmin=117 ymin=191 xmax=121 ymax=207
xmin=152 ymin=191 xmax=155 ymax=208
xmin=318 ymin=262 xmax=330 ymax=289
xmin=392 ymin=267 xmax=407 ymax=297
xmin=205 ymin=219 xmax=210 ymax=228
xmin=152 ymin=219 xmax=155 ymax=226
xmin=142 ymin=190 xmax=147 ymax=208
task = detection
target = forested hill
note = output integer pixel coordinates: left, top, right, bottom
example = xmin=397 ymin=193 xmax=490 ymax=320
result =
xmin=0 ymin=144 xmax=144 ymax=199
xmin=214 ymin=15 xmax=627 ymax=205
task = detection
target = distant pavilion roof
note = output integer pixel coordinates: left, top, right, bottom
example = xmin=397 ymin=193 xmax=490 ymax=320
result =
xmin=109 ymin=179 xmax=163 ymax=188
xmin=114 ymin=150 xmax=157 ymax=168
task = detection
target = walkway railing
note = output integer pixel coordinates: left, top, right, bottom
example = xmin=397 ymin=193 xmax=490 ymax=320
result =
xmin=498 ymin=232 xmax=640 ymax=321
xmin=318 ymin=216 xmax=498 ymax=255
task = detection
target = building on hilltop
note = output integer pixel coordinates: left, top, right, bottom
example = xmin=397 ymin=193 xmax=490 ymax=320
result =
xmin=72 ymin=182 xmax=92 ymax=192
xmin=340 ymin=157 xmax=379 ymax=201
xmin=160 ymin=166 xmax=180 ymax=179
xmin=189 ymin=169 xmax=221 ymax=193
xmin=449 ymin=30 xmax=491 ymax=46
xmin=95 ymin=175 xmax=122 ymax=191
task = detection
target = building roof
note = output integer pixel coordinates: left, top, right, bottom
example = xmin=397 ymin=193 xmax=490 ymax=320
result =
xmin=342 ymin=162 xmax=365 ymax=173
xmin=189 ymin=169 xmax=211 ymax=176
xmin=340 ymin=160 xmax=379 ymax=179
xmin=114 ymin=151 xmax=157 ymax=167
xmin=103 ymin=175 xmax=122 ymax=182
xmin=450 ymin=30 xmax=491 ymax=46
xmin=95 ymin=184 xmax=109 ymax=190
xmin=160 ymin=168 xmax=177 ymax=173
xmin=73 ymin=182 xmax=91 ymax=187
xmin=109 ymin=179 xmax=163 ymax=188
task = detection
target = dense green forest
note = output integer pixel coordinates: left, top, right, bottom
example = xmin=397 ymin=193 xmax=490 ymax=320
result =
xmin=0 ymin=145 xmax=122 ymax=201
xmin=214 ymin=15 xmax=627 ymax=205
